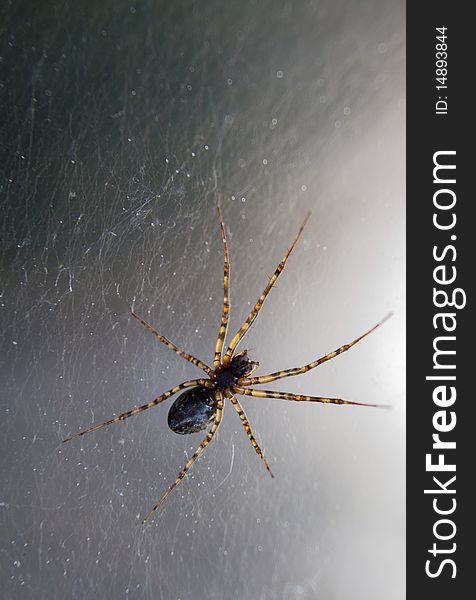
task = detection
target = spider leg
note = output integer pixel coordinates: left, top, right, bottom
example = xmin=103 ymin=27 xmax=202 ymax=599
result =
xmin=232 ymin=386 xmax=388 ymax=408
xmin=63 ymin=379 xmax=211 ymax=442
xmin=238 ymin=313 xmax=393 ymax=386
xmin=131 ymin=311 xmax=213 ymax=375
xmin=224 ymin=390 xmax=274 ymax=478
xmin=214 ymin=207 xmax=230 ymax=369
xmin=142 ymin=390 xmax=224 ymax=522
xmin=222 ymin=212 xmax=310 ymax=365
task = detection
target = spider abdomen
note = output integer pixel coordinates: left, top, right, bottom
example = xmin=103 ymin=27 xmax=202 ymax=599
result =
xmin=167 ymin=387 xmax=216 ymax=435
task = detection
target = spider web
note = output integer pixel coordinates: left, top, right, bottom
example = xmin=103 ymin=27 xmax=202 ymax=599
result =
xmin=1 ymin=1 xmax=405 ymax=599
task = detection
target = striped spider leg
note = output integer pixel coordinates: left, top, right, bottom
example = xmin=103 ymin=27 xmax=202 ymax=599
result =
xmin=237 ymin=313 xmax=393 ymax=388
xmin=232 ymin=386 xmax=386 ymax=408
xmin=224 ymin=389 xmax=274 ymax=478
xmin=62 ymin=379 xmax=213 ymax=443
xmin=213 ymin=207 xmax=230 ymax=369
xmin=131 ymin=311 xmax=213 ymax=376
xmin=142 ymin=390 xmax=225 ymax=523
xmin=222 ymin=212 xmax=311 ymax=365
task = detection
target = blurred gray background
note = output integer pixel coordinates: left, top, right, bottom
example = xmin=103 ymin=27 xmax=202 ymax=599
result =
xmin=0 ymin=1 xmax=405 ymax=599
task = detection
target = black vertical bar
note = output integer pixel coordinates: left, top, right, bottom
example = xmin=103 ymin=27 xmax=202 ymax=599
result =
xmin=407 ymin=3 xmax=473 ymax=597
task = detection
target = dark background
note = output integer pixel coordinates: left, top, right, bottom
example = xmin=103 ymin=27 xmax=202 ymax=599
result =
xmin=1 ymin=1 xmax=405 ymax=599
xmin=407 ymin=4 xmax=473 ymax=597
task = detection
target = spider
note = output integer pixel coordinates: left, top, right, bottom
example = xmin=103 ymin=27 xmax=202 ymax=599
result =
xmin=64 ymin=208 xmax=391 ymax=522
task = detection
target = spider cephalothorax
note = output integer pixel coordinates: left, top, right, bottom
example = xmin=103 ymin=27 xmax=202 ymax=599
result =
xmin=64 ymin=208 xmax=390 ymax=522
xmin=215 ymin=350 xmax=259 ymax=388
